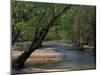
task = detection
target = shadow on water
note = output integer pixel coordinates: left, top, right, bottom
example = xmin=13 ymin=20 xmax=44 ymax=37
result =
xmin=26 ymin=41 xmax=96 ymax=70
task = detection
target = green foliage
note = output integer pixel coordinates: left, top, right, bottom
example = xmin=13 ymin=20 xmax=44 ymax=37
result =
xmin=12 ymin=1 xmax=96 ymax=46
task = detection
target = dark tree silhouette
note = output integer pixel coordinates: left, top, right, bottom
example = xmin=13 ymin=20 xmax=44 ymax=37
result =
xmin=12 ymin=5 xmax=71 ymax=69
xmin=12 ymin=28 xmax=21 ymax=45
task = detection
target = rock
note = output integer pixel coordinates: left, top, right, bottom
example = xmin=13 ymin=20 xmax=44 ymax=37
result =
xmin=12 ymin=47 xmax=64 ymax=64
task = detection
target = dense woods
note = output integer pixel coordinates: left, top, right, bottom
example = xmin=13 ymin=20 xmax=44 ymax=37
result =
xmin=11 ymin=1 xmax=96 ymax=70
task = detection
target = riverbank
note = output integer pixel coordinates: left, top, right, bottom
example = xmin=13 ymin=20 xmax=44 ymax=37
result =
xmin=11 ymin=40 xmax=96 ymax=74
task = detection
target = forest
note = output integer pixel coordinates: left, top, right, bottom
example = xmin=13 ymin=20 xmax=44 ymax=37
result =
xmin=11 ymin=1 xmax=96 ymax=74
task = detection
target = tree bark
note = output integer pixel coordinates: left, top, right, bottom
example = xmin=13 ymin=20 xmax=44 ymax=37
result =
xmin=12 ymin=5 xmax=71 ymax=69
xmin=12 ymin=28 xmax=21 ymax=45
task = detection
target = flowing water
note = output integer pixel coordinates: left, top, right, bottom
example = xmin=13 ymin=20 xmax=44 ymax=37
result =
xmin=15 ymin=41 xmax=96 ymax=73
xmin=26 ymin=41 xmax=96 ymax=71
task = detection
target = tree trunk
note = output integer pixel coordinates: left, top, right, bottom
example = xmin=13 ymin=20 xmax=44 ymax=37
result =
xmin=74 ymin=7 xmax=83 ymax=51
xmin=12 ymin=28 xmax=21 ymax=45
xmin=12 ymin=5 xmax=71 ymax=69
xmin=91 ymin=7 xmax=96 ymax=56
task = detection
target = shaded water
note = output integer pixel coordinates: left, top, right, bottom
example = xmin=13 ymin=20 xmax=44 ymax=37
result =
xmin=26 ymin=41 xmax=96 ymax=70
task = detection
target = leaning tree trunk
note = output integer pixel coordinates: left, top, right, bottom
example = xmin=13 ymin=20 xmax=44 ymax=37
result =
xmin=12 ymin=28 xmax=21 ymax=45
xmin=12 ymin=5 xmax=71 ymax=69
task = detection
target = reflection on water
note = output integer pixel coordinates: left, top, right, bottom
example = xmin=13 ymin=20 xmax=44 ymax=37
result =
xmin=26 ymin=41 xmax=96 ymax=70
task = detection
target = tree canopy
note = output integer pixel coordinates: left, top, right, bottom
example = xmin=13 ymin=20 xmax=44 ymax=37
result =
xmin=12 ymin=1 xmax=96 ymax=46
